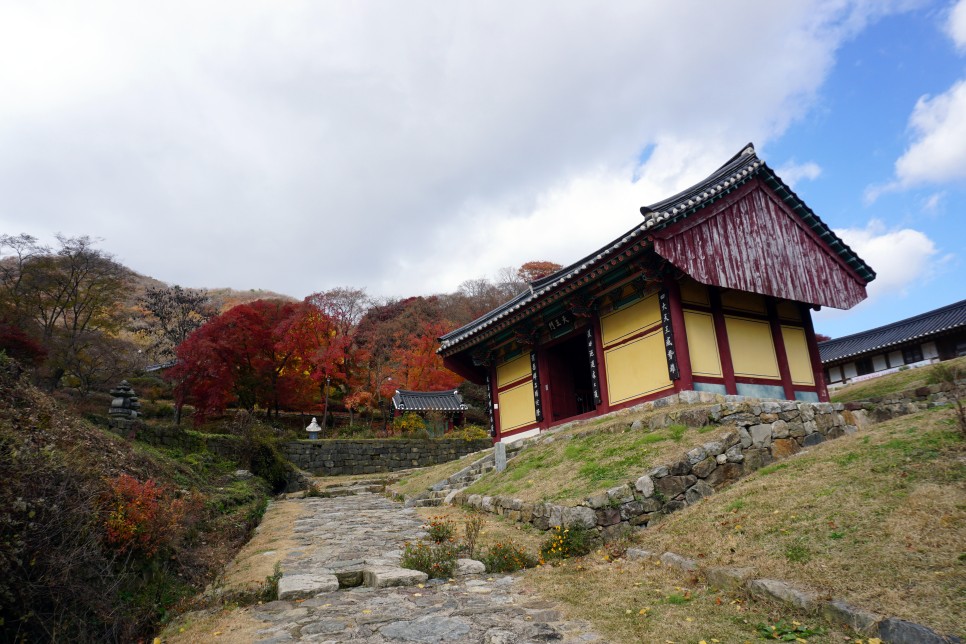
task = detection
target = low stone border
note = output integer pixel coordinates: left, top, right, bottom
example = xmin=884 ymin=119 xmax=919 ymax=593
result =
xmin=625 ymin=548 xmax=961 ymax=644
xmin=841 ymin=381 xmax=960 ymax=423
xmin=451 ymin=399 xmax=859 ymax=539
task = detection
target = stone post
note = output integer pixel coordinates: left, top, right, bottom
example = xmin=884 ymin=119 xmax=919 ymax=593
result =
xmin=495 ymin=441 xmax=507 ymax=472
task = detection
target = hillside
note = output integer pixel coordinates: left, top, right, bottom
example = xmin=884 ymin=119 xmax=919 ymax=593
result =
xmin=0 ymin=356 xmax=272 ymax=641
xmin=389 ymin=398 xmax=964 ymax=641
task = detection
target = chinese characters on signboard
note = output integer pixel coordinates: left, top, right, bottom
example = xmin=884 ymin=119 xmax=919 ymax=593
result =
xmin=586 ymin=327 xmax=602 ymax=406
xmin=485 ymin=374 xmax=495 ymax=437
xmin=530 ymin=351 xmax=544 ymax=422
xmin=659 ymin=289 xmax=680 ymax=381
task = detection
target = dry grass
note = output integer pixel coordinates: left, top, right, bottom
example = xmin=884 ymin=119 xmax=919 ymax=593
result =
xmin=414 ymin=504 xmax=545 ymax=555
xmin=160 ymin=606 xmax=269 ymax=643
xmin=465 ymin=413 xmax=728 ymax=504
xmin=387 ymin=447 xmax=492 ymax=498
xmin=634 ymin=407 xmax=965 ymax=637
xmin=215 ymin=498 xmax=304 ymax=590
xmin=831 ymin=355 xmax=966 ymax=403
xmin=524 ymin=555 xmax=854 ymax=643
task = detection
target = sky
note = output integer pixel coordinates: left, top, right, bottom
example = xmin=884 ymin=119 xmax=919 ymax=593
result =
xmin=1 ymin=0 xmax=965 ymax=340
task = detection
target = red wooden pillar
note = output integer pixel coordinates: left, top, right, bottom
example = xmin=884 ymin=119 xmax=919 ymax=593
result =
xmin=488 ymin=364 xmax=503 ymax=441
xmin=664 ymin=276 xmax=694 ymax=392
xmin=708 ymin=288 xmax=737 ymax=395
xmin=801 ymin=305 xmax=830 ymax=402
xmin=767 ymin=299 xmax=796 ymax=401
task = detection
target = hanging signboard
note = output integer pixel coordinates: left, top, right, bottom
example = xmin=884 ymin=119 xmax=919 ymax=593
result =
xmin=659 ymin=288 xmax=681 ymax=381
xmin=485 ymin=374 xmax=496 ymax=437
xmin=585 ymin=327 xmax=602 ymax=406
xmin=530 ymin=351 xmax=544 ymax=422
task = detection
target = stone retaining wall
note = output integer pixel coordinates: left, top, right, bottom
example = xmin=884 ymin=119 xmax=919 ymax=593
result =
xmin=452 ymin=400 xmax=858 ymax=540
xmin=281 ymin=439 xmax=493 ymax=476
xmin=115 ymin=422 xmax=241 ymax=459
xmin=841 ymin=383 xmax=957 ymax=423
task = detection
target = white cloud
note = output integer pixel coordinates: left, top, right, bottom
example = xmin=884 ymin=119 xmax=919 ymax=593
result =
xmin=948 ymin=0 xmax=966 ymax=50
xmin=836 ymin=220 xmax=939 ymax=300
xmin=892 ymin=79 xmax=966 ymax=187
xmin=0 ymin=1 xmax=916 ymax=298
xmin=922 ymin=191 xmax=946 ymax=213
xmin=775 ymin=160 xmax=822 ymax=188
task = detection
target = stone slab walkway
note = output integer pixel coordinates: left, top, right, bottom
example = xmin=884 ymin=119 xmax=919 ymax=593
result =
xmin=249 ymin=489 xmax=603 ymax=643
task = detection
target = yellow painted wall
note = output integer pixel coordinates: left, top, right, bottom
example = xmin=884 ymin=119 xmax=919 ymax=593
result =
xmin=497 ymin=381 xmax=537 ymax=432
xmin=496 ymin=354 xmax=531 ymax=388
xmin=683 ymin=311 xmax=722 ymax=377
xmin=781 ymin=326 xmax=815 ymax=386
xmin=720 ymin=290 xmax=766 ymax=314
xmin=679 ymin=278 xmax=710 ymax=306
xmin=604 ymin=329 xmax=673 ymax=404
xmin=725 ymin=316 xmax=780 ymax=379
xmin=601 ymin=293 xmax=660 ymax=347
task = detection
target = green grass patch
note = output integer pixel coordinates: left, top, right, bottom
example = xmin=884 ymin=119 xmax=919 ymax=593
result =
xmin=831 ymin=355 xmax=966 ymax=403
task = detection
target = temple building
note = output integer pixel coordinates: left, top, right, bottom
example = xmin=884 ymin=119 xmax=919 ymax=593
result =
xmin=439 ymin=144 xmax=875 ymax=443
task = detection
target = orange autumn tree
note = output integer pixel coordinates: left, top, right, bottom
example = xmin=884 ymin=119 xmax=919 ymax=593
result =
xmin=388 ymin=319 xmax=461 ymax=392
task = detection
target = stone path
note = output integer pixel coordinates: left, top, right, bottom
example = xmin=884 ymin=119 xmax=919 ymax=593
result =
xmin=251 ymin=489 xmax=603 ymax=643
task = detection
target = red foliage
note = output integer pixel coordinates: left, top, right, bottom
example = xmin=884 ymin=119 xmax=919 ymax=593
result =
xmin=0 ymin=322 xmax=47 ymax=366
xmin=168 ymin=299 xmax=327 ymax=422
xmin=387 ymin=319 xmax=462 ymax=392
xmin=517 ymin=260 xmax=563 ymax=282
xmin=102 ymin=474 xmax=196 ymax=557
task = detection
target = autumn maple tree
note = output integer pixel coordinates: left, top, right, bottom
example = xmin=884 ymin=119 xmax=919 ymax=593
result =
xmin=387 ymin=319 xmax=462 ymax=392
xmin=168 ymin=299 xmax=327 ymax=423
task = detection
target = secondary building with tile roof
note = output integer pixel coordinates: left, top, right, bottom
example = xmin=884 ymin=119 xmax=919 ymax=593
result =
xmin=440 ymin=144 xmax=875 ymax=442
xmin=819 ymin=298 xmax=966 ymax=387
xmin=391 ymin=389 xmax=468 ymax=436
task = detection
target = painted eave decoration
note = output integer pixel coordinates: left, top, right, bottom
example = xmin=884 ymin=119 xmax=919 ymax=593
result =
xmin=819 ymin=298 xmax=966 ymax=364
xmin=392 ymin=389 xmax=468 ymax=412
xmin=439 ymin=143 xmax=875 ymax=356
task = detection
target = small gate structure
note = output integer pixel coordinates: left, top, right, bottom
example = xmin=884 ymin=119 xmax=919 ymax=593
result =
xmin=390 ymin=389 xmax=468 ymax=437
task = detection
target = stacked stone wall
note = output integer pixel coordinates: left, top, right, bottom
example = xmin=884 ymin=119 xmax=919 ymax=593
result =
xmin=281 ymin=439 xmax=492 ymax=476
xmin=841 ymin=383 xmax=956 ymax=422
xmin=117 ymin=423 xmax=241 ymax=459
xmin=453 ymin=400 xmax=859 ymax=539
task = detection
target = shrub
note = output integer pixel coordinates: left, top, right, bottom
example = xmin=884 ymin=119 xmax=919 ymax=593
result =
xmin=103 ymin=474 xmax=200 ymax=557
xmin=425 ymin=515 xmax=456 ymax=543
xmin=445 ymin=424 xmax=490 ymax=441
xmin=481 ymin=541 xmax=537 ymax=573
xmin=400 ymin=541 xmax=459 ymax=578
xmin=539 ymin=524 xmax=596 ymax=562
xmin=462 ymin=513 xmax=486 ymax=559
xmin=393 ymin=412 xmax=426 ymax=436
xmin=302 ymin=483 xmax=331 ymax=499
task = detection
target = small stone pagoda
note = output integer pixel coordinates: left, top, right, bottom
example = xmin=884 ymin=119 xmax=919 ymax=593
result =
xmin=108 ymin=379 xmax=142 ymax=432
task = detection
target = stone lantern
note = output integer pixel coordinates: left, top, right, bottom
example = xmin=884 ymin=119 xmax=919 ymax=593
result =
xmin=305 ymin=416 xmax=321 ymax=440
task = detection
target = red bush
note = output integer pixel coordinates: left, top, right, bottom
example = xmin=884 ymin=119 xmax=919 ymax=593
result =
xmin=102 ymin=474 xmax=198 ymax=557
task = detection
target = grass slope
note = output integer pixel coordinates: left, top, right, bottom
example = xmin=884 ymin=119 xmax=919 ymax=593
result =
xmin=0 ymin=363 xmax=271 ymax=641
xmin=464 ymin=413 xmax=722 ymax=504
xmin=830 ymin=354 xmax=966 ymax=403
xmin=519 ymin=408 xmax=964 ymax=642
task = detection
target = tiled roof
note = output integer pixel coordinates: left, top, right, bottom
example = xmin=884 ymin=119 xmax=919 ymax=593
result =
xmin=392 ymin=389 xmax=467 ymax=412
xmin=438 ymin=143 xmax=874 ymax=354
xmin=819 ymin=299 xmax=966 ymax=364
xmin=639 ymin=143 xmax=874 ymax=283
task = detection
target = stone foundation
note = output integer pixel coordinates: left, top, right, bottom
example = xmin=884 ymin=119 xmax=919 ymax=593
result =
xmin=452 ymin=399 xmax=859 ymax=535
